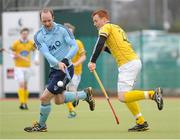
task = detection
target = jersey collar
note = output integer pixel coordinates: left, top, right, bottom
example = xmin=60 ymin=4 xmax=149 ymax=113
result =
xmin=19 ymin=38 xmax=28 ymax=43
xmin=99 ymin=21 xmax=111 ymax=30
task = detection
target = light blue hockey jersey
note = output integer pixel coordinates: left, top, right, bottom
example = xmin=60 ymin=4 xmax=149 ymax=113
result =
xmin=34 ymin=22 xmax=78 ymax=69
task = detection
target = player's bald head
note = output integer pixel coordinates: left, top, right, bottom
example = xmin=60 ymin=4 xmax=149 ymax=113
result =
xmin=40 ymin=8 xmax=54 ymax=29
xmin=40 ymin=8 xmax=54 ymax=20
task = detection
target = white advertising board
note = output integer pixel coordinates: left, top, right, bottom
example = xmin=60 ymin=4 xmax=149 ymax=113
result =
xmin=2 ymin=11 xmax=43 ymax=96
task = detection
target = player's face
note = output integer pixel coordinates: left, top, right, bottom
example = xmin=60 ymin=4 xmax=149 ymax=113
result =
xmin=21 ymin=31 xmax=29 ymax=40
xmin=93 ymin=15 xmax=106 ymax=30
xmin=41 ymin=12 xmax=54 ymax=30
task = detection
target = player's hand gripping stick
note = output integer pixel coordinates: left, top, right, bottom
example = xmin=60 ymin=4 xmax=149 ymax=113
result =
xmin=57 ymin=68 xmax=71 ymax=87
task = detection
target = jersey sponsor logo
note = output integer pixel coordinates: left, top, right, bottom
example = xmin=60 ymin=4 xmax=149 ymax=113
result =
xmin=48 ymin=41 xmax=61 ymax=51
xmin=20 ymin=51 xmax=29 ymax=56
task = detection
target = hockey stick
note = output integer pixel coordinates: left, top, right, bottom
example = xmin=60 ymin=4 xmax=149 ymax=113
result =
xmin=57 ymin=67 xmax=71 ymax=87
xmin=93 ymin=70 xmax=119 ymax=125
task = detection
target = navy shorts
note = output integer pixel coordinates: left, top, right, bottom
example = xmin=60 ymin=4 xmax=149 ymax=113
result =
xmin=47 ymin=65 xmax=74 ymax=94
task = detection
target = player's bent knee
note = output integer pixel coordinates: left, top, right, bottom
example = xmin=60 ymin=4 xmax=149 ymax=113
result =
xmin=54 ymin=100 xmax=64 ymax=105
xmin=40 ymin=95 xmax=50 ymax=103
xmin=54 ymin=95 xmax=64 ymax=105
xmin=54 ymin=101 xmax=61 ymax=105
xmin=40 ymin=96 xmax=45 ymax=102
xmin=118 ymin=92 xmax=126 ymax=102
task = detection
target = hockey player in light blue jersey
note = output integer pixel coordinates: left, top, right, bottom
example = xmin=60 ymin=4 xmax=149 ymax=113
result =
xmin=24 ymin=8 xmax=95 ymax=132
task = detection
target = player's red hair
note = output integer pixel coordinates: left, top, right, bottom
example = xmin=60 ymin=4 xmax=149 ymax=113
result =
xmin=91 ymin=9 xmax=109 ymax=19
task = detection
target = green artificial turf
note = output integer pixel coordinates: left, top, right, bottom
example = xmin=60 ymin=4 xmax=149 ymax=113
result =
xmin=0 ymin=98 xmax=179 ymax=139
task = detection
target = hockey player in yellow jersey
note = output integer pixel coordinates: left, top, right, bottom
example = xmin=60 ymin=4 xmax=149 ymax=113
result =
xmin=64 ymin=23 xmax=86 ymax=118
xmin=11 ymin=28 xmax=38 ymax=110
xmin=88 ymin=9 xmax=164 ymax=132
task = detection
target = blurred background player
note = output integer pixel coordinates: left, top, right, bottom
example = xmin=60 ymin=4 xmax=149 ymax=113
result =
xmin=88 ymin=9 xmax=164 ymax=132
xmin=24 ymin=8 xmax=95 ymax=132
xmin=64 ymin=23 xmax=86 ymax=118
xmin=11 ymin=27 xmax=38 ymax=110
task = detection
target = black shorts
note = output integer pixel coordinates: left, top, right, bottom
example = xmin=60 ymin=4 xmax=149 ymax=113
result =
xmin=47 ymin=65 xmax=74 ymax=94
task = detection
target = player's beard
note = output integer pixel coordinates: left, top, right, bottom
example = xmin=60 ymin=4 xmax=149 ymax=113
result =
xmin=45 ymin=22 xmax=53 ymax=30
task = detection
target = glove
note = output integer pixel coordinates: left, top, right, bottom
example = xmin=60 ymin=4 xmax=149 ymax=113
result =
xmin=61 ymin=58 xmax=69 ymax=66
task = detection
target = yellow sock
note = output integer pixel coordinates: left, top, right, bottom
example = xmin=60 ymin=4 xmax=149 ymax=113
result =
xmin=24 ymin=90 xmax=29 ymax=104
xmin=17 ymin=88 xmax=25 ymax=104
xmin=66 ymin=102 xmax=75 ymax=112
xmin=124 ymin=90 xmax=155 ymax=102
xmin=126 ymin=102 xmax=145 ymax=125
xmin=148 ymin=90 xmax=155 ymax=99
xmin=136 ymin=116 xmax=145 ymax=125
